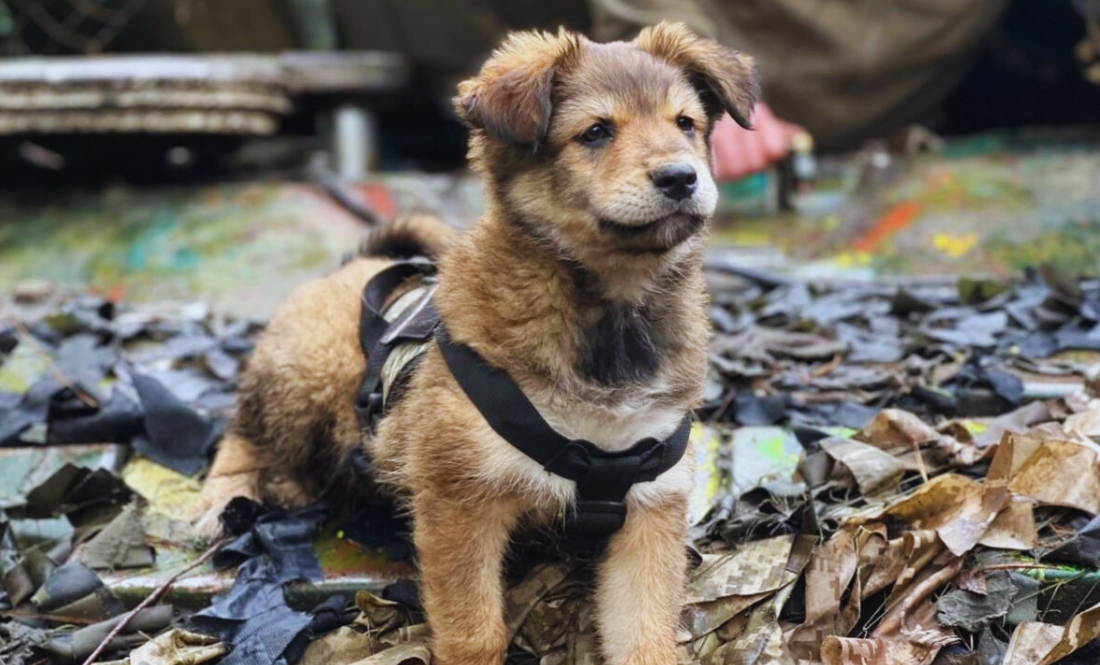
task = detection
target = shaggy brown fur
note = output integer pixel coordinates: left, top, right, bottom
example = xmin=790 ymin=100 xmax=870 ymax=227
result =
xmin=359 ymin=209 xmax=458 ymax=260
xmin=192 ymin=22 xmax=757 ymax=665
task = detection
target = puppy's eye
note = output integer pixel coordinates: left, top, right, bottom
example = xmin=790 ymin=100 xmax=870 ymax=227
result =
xmin=579 ymin=122 xmax=612 ymax=145
xmin=676 ymin=115 xmax=696 ymax=133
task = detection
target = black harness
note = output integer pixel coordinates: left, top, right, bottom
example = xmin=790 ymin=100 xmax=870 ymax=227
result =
xmin=354 ymin=260 xmax=439 ymax=432
xmin=355 ymin=262 xmax=692 ymax=551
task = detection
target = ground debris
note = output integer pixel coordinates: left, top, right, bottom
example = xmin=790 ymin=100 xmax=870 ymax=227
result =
xmin=0 ymin=293 xmax=256 ymax=465
xmin=6 ymin=269 xmax=1100 ymax=664
xmin=0 ymin=294 xmax=261 ymax=662
xmin=703 ymin=265 xmax=1100 ymax=428
xmin=936 ymin=572 xmax=1017 ymax=633
xmin=100 ymin=628 xmax=227 ymax=665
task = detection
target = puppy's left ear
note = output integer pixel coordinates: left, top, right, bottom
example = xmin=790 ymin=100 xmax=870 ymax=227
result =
xmin=636 ymin=22 xmax=759 ymax=129
xmin=455 ymin=29 xmax=580 ymax=148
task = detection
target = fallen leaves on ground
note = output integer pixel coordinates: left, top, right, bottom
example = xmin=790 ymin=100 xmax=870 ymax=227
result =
xmin=7 ymin=270 xmax=1100 ymax=663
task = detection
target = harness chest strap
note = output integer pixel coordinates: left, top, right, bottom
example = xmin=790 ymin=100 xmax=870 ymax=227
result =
xmin=434 ymin=324 xmax=693 ymax=540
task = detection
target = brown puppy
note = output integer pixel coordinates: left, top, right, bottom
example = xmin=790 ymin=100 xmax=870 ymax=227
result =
xmin=191 ymin=22 xmax=757 ymax=665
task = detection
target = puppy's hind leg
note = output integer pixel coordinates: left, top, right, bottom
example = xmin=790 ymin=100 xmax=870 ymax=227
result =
xmin=190 ymin=432 xmax=263 ymax=540
xmin=595 ymin=496 xmax=690 ymax=665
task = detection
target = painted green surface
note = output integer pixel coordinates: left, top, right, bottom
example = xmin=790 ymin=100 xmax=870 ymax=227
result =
xmin=691 ymin=423 xmax=727 ymax=522
xmin=729 ymin=427 xmax=803 ymax=494
xmin=0 ymin=340 xmax=51 ymax=393
xmin=0 ymin=444 xmax=126 ymax=506
xmin=0 ymin=182 xmax=366 ymax=319
xmin=712 ymin=133 xmax=1100 ymax=280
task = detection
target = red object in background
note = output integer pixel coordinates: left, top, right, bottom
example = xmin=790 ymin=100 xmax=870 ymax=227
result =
xmin=854 ymin=201 xmax=923 ymax=253
xmin=712 ymin=103 xmax=805 ymax=182
xmin=350 ymin=183 xmax=398 ymax=220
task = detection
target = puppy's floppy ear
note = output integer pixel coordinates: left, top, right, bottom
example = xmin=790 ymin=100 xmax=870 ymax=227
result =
xmin=455 ymin=28 xmax=580 ymax=148
xmin=636 ymin=22 xmax=759 ymax=129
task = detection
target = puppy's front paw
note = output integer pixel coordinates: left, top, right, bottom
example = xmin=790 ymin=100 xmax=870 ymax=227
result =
xmin=189 ymin=472 xmax=261 ymax=540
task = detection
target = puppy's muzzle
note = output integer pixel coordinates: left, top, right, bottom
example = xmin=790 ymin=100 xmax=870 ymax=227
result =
xmin=649 ymin=163 xmax=698 ymax=201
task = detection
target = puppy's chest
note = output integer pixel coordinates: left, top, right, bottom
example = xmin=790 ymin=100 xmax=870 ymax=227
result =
xmin=527 ymin=364 xmax=689 ymax=452
xmin=542 ymin=298 xmax=701 ymax=448
xmin=576 ymin=298 xmax=674 ymax=387
xmin=542 ymin=396 xmax=684 ymax=452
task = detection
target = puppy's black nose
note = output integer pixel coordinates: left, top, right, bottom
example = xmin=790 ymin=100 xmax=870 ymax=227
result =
xmin=650 ymin=163 xmax=698 ymax=201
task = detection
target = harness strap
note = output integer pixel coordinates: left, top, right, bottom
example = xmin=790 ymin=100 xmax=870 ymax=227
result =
xmin=355 ymin=261 xmax=437 ymax=431
xmin=435 ymin=324 xmax=692 ymax=550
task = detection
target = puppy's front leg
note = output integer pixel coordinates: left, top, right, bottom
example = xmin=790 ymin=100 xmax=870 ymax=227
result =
xmin=415 ymin=493 xmax=520 ymax=665
xmin=596 ymin=496 xmax=689 ymax=665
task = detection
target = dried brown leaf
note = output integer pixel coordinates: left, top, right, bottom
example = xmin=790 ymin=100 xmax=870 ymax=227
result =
xmin=1003 ymin=601 xmax=1100 ymax=665
xmin=1006 ymin=436 xmax=1100 ymax=513
xmin=504 ymin=564 xmax=572 ymax=639
xmin=682 ymin=592 xmax=772 ymax=641
xmin=348 ymin=641 xmax=432 ymax=665
xmin=786 ymin=528 xmax=868 ymax=662
xmin=862 ymin=530 xmax=941 ymax=600
xmin=952 ymin=402 xmax=1053 ymax=448
xmin=124 ymin=629 xmax=226 ymax=665
xmin=685 ymin=535 xmax=796 ymax=604
xmin=821 ymin=596 xmax=957 ymax=665
xmin=855 ymin=409 xmax=938 ymax=454
xmin=1002 ymin=622 xmax=1063 ymax=665
xmin=820 ymin=438 xmax=906 ymax=497
xmin=978 ymin=498 xmax=1039 ymax=550
xmin=875 ymin=470 xmax=1007 ymax=557
xmin=1064 ymin=398 xmax=1100 ymax=441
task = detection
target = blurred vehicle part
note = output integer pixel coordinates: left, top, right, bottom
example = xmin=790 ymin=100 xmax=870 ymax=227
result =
xmin=0 ymin=52 xmax=406 ymax=137
xmin=0 ymin=50 xmax=406 ymax=182
xmin=0 ymin=54 xmax=289 ymax=135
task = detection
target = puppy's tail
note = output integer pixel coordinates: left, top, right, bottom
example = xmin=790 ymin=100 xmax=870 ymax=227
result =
xmin=359 ymin=210 xmax=457 ymax=261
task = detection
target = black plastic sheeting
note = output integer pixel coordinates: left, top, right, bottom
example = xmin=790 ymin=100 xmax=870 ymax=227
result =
xmin=191 ymin=503 xmax=352 ymax=665
xmin=0 ymin=372 xmax=218 ymax=474
xmin=131 ymin=372 xmax=219 ymax=476
xmin=0 ymin=296 xmax=254 ymax=476
xmin=702 ymin=263 xmax=1100 ymax=428
xmin=1047 ymin=514 xmax=1100 ymax=568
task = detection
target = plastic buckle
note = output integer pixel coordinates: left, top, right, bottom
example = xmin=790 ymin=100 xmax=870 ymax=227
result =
xmin=569 ymin=500 xmax=628 ymax=537
xmin=354 ymin=391 xmax=385 ymax=433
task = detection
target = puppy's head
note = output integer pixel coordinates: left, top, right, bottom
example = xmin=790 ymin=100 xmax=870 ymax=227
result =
xmin=456 ymin=22 xmax=758 ymax=267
